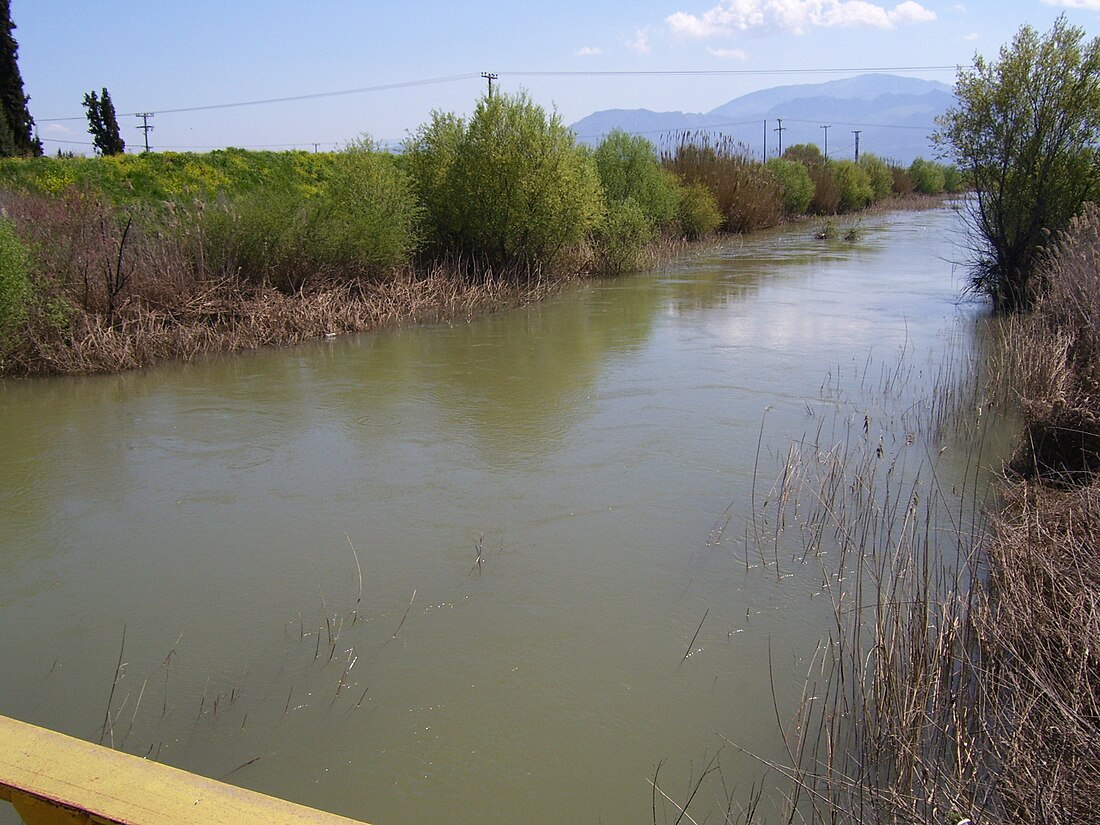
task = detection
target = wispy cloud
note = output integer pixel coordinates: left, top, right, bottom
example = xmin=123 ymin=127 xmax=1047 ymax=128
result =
xmin=962 ymin=31 xmax=979 ymax=41
xmin=666 ymin=0 xmax=936 ymax=37
xmin=628 ymin=27 xmax=653 ymax=53
xmin=45 ymin=123 xmax=72 ymax=134
xmin=1042 ymin=0 xmax=1100 ymax=8
xmin=575 ymin=46 xmax=603 ymax=56
xmin=708 ymin=46 xmax=749 ymax=58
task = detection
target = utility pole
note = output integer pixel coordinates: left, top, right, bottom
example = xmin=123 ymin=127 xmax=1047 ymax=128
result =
xmin=762 ymin=120 xmax=767 ymax=160
xmin=774 ymin=117 xmax=786 ymax=157
xmin=481 ymin=72 xmax=498 ymax=98
xmin=821 ymin=124 xmax=831 ymax=160
xmin=135 ymin=112 xmax=154 ymax=153
xmin=852 ymin=130 xmax=862 ymax=161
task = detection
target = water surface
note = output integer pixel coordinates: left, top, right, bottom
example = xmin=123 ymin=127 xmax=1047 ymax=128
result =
xmin=0 ymin=207 xmax=1006 ymax=824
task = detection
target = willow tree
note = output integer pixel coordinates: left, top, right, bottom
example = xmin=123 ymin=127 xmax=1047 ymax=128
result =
xmin=935 ymin=16 xmax=1100 ymax=312
xmin=404 ymin=92 xmax=604 ymax=274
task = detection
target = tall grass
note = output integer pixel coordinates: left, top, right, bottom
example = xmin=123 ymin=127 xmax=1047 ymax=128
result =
xmin=662 ymin=133 xmax=784 ymax=233
xmin=659 ymin=192 xmax=1100 ymax=825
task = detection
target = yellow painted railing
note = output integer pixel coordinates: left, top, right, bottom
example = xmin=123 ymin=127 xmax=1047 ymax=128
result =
xmin=0 ymin=715 xmax=371 ymax=825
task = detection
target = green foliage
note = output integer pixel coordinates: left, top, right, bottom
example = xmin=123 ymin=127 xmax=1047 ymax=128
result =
xmin=676 ymin=181 xmax=723 ymax=240
xmin=593 ymin=130 xmax=678 ymax=229
xmin=941 ymin=164 xmax=967 ymax=194
xmin=858 ymin=153 xmax=894 ymax=201
xmin=0 ymin=1 xmax=40 ymax=157
xmin=83 ymin=88 xmax=126 ymax=156
xmin=594 ymin=197 xmax=653 ymax=274
xmin=203 ymin=144 xmax=421 ymax=290
xmin=834 ymin=160 xmax=874 ymax=212
xmin=936 ymin=14 xmax=1100 ymax=311
xmin=0 ymin=217 xmax=29 ymax=346
xmin=405 ymin=92 xmax=604 ymax=272
xmin=315 ymin=142 xmax=422 ymax=270
xmin=766 ymin=158 xmax=814 ymax=215
xmin=783 ymin=143 xmax=825 ymax=167
xmin=908 ymin=157 xmax=946 ymax=195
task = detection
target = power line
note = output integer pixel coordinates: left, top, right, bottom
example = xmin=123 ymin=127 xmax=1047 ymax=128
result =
xmin=36 ymin=73 xmax=481 ymax=122
xmin=36 ymin=64 xmax=955 ymax=123
xmin=501 ymin=65 xmax=956 ymax=78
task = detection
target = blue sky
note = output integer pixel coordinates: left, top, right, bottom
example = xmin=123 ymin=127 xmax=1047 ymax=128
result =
xmin=14 ymin=1 xmax=1100 ymax=154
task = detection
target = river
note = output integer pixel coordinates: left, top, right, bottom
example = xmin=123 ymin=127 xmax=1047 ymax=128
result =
xmin=0 ymin=205 xmax=1010 ymax=825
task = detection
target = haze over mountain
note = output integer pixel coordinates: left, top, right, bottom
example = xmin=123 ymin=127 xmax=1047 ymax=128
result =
xmin=570 ymin=74 xmax=954 ymax=166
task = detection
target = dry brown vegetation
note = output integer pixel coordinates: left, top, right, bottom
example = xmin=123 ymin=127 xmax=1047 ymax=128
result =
xmin=660 ymin=205 xmax=1100 ymax=825
xmin=0 ymin=188 xmax=561 ymax=376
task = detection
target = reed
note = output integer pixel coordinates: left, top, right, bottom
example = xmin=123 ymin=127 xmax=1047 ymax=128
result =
xmin=659 ymin=199 xmax=1100 ymax=825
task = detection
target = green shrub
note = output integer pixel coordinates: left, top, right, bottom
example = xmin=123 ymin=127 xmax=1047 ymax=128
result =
xmin=202 ymin=144 xmax=421 ymax=290
xmin=594 ymin=197 xmax=653 ymax=274
xmin=312 ymin=143 xmax=422 ymax=271
xmin=834 ymin=160 xmax=874 ymax=212
xmin=858 ymin=153 xmax=894 ymax=201
xmin=942 ymin=164 xmax=967 ymax=194
xmin=766 ymin=158 xmax=814 ymax=215
xmin=405 ymin=92 xmax=604 ymax=273
xmin=676 ymin=181 xmax=723 ymax=239
xmin=783 ymin=143 xmax=825 ymax=167
xmin=0 ymin=219 xmax=29 ymax=347
xmin=594 ymin=131 xmax=679 ymax=230
xmin=909 ymin=157 xmax=946 ymax=195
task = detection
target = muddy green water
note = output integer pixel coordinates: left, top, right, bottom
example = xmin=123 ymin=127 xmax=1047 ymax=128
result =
xmin=0 ymin=207 xmax=1008 ymax=824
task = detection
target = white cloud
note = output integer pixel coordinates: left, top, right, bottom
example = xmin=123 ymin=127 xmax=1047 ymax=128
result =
xmin=1043 ymin=0 xmax=1100 ymax=9
xmin=666 ymin=0 xmax=936 ymax=37
xmin=629 ymin=27 xmax=653 ymax=53
xmin=45 ymin=123 xmax=72 ymax=134
xmin=963 ymin=31 xmax=979 ymax=41
xmin=708 ymin=46 xmax=749 ymax=58
xmin=575 ymin=46 xmax=603 ymax=56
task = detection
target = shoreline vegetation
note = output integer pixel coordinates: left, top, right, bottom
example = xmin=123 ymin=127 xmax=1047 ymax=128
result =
xmin=0 ymin=92 xmax=960 ymax=378
xmin=698 ymin=204 xmax=1099 ymax=825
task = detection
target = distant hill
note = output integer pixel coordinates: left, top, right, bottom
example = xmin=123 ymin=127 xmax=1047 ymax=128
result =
xmin=570 ymin=74 xmax=954 ymax=165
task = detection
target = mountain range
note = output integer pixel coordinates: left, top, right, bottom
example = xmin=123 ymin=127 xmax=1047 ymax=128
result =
xmin=569 ymin=73 xmax=955 ymax=166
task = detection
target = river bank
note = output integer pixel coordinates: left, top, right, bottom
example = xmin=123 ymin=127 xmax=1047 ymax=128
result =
xmin=0 ymin=100 xmax=960 ymax=379
xmin=738 ymin=204 xmax=1100 ymax=824
xmin=0 ymin=207 xmax=977 ymax=825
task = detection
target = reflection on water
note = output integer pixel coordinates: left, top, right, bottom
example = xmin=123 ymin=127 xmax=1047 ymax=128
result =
xmin=0 ymin=207 xmax=1009 ymax=825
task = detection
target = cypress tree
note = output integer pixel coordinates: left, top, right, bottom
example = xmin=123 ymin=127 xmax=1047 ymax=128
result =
xmin=84 ymin=87 xmax=124 ymax=155
xmin=0 ymin=0 xmax=41 ymax=157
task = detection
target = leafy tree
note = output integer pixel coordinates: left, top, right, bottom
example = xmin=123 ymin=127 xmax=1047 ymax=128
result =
xmin=676 ymin=182 xmax=722 ymax=240
xmin=766 ymin=157 xmax=814 ymax=215
xmin=783 ymin=143 xmax=824 ymax=167
xmin=935 ymin=15 xmax=1100 ymax=311
xmin=83 ymin=88 xmax=125 ymax=156
xmin=858 ymin=153 xmax=894 ymax=201
xmin=593 ymin=130 xmax=678 ymax=229
xmin=0 ymin=0 xmax=40 ymax=157
xmin=405 ymin=92 xmax=604 ymax=272
xmin=908 ymin=157 xmax=945 ymax=195
xmin=834 ymin=160 xmax=874 ymax=212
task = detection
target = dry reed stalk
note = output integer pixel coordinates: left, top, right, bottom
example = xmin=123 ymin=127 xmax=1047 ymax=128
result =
xmin=3 ymin=262 xmax=567 ymax=377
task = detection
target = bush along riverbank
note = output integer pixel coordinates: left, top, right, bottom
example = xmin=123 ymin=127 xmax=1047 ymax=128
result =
xmin=715 ymin=205 xmax=1100 ymax=825
xmin=0 ymin=91 xmax=961 ymax=377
